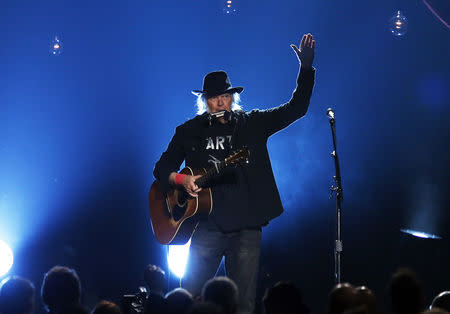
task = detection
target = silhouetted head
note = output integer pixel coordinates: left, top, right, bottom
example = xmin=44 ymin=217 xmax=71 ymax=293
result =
xmin=91 ymin=300 xmax=122 ymax=314
xmin=201 ymin=276 xmax=238 ymax=314
xmin=62 ymin=304 xmax=89 ymax=314
xmin=431 ymin=291 xmax=450 ymax=313
xmin=328 ymin=283 xmax=358 ymax=314
xmin=165 ymin=288 xmax=193 ymax=314
xmin=388 ymin=268 xmax=425 ymax=314
xmin=263 ymin=281 xmax=309 ymax=314
xmin=0 ymin=276 xmax=35 ymax=314
xmin=355 ymin=286 xmax=378 ymax=314
xmin=143 ymin=264 xmax=165 ymax=295
xmin=188 ymin=302 xmax=225 ymax=314
xmin=41 ymin=266 xmax=81 ymax=313
xmin=421 ymin=309 xmax=449 ymax=314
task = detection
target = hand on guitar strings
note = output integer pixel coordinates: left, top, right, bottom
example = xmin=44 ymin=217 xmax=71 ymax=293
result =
xmin=170 ymin=172 xmax=203 ymax=197
xmin=182 ymin=175 xmax=202 ymax=197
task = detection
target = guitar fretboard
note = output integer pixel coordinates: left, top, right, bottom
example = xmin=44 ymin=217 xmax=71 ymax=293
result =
xmin=194 ymin=160 xmax=228 ymax=188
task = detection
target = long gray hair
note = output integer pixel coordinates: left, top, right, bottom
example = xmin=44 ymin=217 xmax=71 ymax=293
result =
xmin=195 ymin=92 xmax=242 ymax=115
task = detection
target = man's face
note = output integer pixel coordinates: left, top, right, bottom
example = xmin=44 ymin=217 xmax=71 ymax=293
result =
xmin=206 ymin=93 xmax=232 ymax=113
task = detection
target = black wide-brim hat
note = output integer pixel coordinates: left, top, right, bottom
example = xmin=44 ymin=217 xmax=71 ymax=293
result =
xmin=192 ymin=70 xmax=243 ymax=98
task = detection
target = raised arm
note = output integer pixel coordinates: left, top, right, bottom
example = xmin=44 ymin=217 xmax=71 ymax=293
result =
xmin=250 ymin=33 xmax=316 ymax=138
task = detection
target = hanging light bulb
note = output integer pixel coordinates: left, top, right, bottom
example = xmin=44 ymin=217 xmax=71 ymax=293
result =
xmin=389 ymin=11 xmax=408 ymax=37
xmin=223 ymin=0 xmax=237 ymax=15
xmin=50 ymin=35 xmax=63 ymax=55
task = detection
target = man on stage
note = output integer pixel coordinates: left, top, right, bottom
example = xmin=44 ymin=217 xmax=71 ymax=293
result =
xmin=153 ymin=33 xmax=316 ymax=314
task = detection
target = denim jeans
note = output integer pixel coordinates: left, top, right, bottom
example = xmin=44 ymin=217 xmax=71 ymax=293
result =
xmin=182 ymin=225 xmax=262 ymax=314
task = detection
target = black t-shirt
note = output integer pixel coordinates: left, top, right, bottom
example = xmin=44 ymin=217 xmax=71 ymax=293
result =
xmin=198 ymin=119 xmax=250 ymax=232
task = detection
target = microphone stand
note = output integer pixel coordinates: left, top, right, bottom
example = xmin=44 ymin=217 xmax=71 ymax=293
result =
xmin=327 ymin=108 xmax=343 ymax=284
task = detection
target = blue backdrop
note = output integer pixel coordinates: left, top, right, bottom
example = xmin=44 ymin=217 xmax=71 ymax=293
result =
xmin=1 ymin=0 xmax=449 ymax=312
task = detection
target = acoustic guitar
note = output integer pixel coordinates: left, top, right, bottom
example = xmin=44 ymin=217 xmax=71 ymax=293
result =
xmin=148 ymin=149 xmax=250 ymax=245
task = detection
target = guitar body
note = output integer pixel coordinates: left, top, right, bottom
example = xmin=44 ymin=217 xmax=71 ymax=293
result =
xmin=148 ymin=167 xmax=212 ymax=245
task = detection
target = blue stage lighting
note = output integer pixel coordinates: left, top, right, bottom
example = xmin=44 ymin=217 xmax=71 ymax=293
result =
xmin=167 ymin=240 xmax=191 ymax=279
xmin=0 ymin=240 xmax=13 ymax=277
xmin=400 ymin=229 xmax=441 ymax=239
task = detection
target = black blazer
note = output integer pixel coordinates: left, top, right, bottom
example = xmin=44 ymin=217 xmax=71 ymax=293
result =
xmin=153 ymin=67 xmax=315 ymax=229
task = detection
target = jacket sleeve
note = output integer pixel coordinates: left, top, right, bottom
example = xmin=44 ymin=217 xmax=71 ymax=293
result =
xmin=250 ymin=66 xmax=315 ymax=138
xmin=153 ymin=125 xmax=186 ymax=194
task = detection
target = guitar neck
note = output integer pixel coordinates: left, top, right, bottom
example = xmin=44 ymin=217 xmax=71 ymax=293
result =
xmin=191 ymin=148 xmax=249 ymax=188
xmin=194 ymin=160 xmax=227 ymax=188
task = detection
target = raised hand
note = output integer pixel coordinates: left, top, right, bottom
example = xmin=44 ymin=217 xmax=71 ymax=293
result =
xmin=290 ymin=33 xmax=315 ymax=69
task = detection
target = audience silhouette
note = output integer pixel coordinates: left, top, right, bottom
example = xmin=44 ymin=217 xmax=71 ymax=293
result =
xmin=91 ymin=300 xmax=122 ymax=314
xmin=143 ymin=265 xmax=166 ymax=314
xmin=164 ymin=288 xmax=193 ymax=314
xmin=328 ymin=283 xmax=358 ymax=314
xmin=41 ymin=265 xmax=83 ymax=314
xmin=431 ymin=291 xmax=450 ymax=313
xmin=1 ymin=263 xmax=448 ymax=314
xmin=201 ymin=276 xmax=238 ymax=314
xmin=0 ymin=276 xmax=35 ymax=314
xmin=388 ymin=268 xmax=425 ymax=314
xmin=263 ymin=281 xmax=309 ymax=314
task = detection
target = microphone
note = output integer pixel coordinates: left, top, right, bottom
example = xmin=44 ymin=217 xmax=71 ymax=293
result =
xmin=326 ymin=108 xmax=335 ymax=119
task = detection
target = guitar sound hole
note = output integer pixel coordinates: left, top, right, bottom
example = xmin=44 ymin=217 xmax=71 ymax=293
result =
xmin=177 ymin=190 xmax=188 ymax=205
xmin=172 ymin=205 xmax=186 ymax=221
xmin=172 ymin=190 xmax=191 ymax=221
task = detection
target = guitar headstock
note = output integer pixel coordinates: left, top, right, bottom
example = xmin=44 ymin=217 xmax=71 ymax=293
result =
xmin=224 ymin=148 xmax=250 ymax=166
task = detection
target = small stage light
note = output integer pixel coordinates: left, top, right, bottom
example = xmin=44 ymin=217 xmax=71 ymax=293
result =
xmin=50 ymin=35 xmax=63 ymax=55
xmin=167 ymin=240 xmax=191 ymax=279
xmin=0 ymin=240 xmax=13 ymax=277
xmin=390 ymin=11 xmax=408 ymax=37
xmin=223 ymin=0 xmax=237 ymax=15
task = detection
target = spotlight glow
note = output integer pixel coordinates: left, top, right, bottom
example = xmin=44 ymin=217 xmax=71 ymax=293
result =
xmin=167 ymin=240 xmax=191 ymax=279
xmin=0 ymin=241 xmax=13 ymax=277
xmin=400 ymin=229 xmax=441 ymax=239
